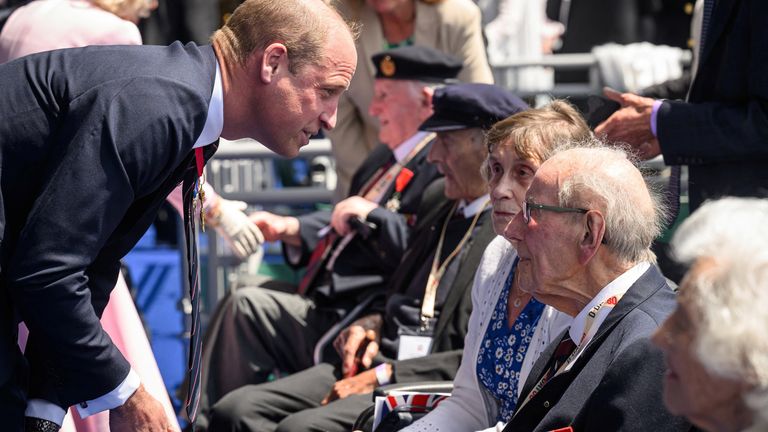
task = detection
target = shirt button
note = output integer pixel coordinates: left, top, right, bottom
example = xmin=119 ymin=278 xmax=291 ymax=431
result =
xmin=543 ymin=401 xmax=550 ymax=408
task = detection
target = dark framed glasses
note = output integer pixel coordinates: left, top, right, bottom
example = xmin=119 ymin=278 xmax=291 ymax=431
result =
xmin=522 ymin=200 xmax=588 ymax=224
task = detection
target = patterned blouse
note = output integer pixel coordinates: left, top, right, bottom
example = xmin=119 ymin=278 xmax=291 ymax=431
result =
xmin=477 ymin=260 xmax=545 ymax=422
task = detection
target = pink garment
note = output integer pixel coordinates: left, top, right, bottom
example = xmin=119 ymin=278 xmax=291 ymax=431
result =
xmin=0 ymin=0 xmax=141 ymax=63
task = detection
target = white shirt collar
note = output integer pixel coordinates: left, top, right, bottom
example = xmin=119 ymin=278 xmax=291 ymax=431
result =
xmin=568 ymin=262 xmax=651 ymax=343
xmin=457 ymin=194 xmax=490 ymax=218
xmin=393 ymin=131 xmax=431 ymax=163
xmin=192 ymin=59 xmax=224 ymax=148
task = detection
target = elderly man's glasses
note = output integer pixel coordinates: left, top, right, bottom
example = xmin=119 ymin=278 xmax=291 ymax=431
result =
xmin=522 ymin=200 xmax=588 ymax=224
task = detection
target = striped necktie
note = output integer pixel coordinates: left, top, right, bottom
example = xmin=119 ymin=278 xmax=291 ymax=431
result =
xmin=700 ymin=0 xmax=716 ymax=58
xmin=539 ymin=334 xmax=577 ymax=388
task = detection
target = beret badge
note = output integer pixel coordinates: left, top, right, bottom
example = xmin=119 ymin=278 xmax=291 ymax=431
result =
xmin=380 ymin=55 xmax=396 ymax=77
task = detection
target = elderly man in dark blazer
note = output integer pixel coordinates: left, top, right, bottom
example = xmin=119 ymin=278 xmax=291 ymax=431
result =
xmin=0 ymin=0 xmax=357 ymax=430
xmin=501 ymin=143 xmax=694 ymax=431
xmin=206 ymin=84 xmax=528 ymax=432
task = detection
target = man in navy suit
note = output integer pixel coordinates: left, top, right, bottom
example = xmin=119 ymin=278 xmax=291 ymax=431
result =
xmin=595 ymin=0 xmax=768 ymax=212
xmin=0 ymin=0 xmax=357 ymax=430
xmin=501 ymin=143 xmax=693 ymax=431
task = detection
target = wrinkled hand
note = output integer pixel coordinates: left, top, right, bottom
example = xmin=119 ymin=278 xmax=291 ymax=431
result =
xmin=330 ymin=196 xmax=378 ymax=236
xmin=334 ymin=314 xmax=383 ymax=378
xmin=248 ymin=211 xmax=301 ymax=246
xmin=210 ymin=199 xmax=264 ymax=260
xmin=321 ymin=368 xmax=382 ymax=405
xmin=594 ymin=88 xmax=661 ymax=160
xmin=109 ymin=385 xmax=174 ymax=432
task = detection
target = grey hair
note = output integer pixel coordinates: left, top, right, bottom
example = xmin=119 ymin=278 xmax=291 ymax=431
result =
xmin=671 ymin=197 xmax=768 ymax=431
xmin=553 ymin=139 xmax=667 ymax=265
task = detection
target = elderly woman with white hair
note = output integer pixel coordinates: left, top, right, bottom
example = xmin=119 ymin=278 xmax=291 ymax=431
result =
xmin=652 ymin=197 xmax=768 ymax=432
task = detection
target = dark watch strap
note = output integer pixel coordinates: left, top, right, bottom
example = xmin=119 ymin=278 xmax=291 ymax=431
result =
xmin=24 ymin=417 xmax=61 ymax=432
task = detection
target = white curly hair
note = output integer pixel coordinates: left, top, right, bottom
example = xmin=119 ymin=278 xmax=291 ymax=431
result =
xmin=671 ymin=197 xmax=768 ymax=432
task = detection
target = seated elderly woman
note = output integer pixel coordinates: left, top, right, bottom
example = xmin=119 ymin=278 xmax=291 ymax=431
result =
xmin=401 ymin=100 xmax=591 ymax=432
xmin=652 ymin=197 xmax=768 ymax=432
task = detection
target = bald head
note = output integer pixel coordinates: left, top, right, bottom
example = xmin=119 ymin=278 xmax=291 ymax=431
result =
xmin=545 ymin=143 xmax=664 ymax=265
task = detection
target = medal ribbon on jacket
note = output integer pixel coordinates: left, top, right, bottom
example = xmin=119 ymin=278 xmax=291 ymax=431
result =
xmin=194 ymin=147 xmax=206 ymax=232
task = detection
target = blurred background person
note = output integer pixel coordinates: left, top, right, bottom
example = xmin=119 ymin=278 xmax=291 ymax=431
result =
xmin=402 ymin=100 xmax=589 ymax=432
xmin=478 ymin=0 xmax=563 ymax=93
xmin=330 ymin=0 xmax=493 ymax=200
xmin=653 ymin=197 xmax=768 ymax=432
xmin=0 ymin=0 xmax=155 ymax=61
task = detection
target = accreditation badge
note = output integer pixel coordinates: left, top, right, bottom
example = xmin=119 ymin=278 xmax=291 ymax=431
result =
xmin=396 ymin=325 xmax=434 ymax=360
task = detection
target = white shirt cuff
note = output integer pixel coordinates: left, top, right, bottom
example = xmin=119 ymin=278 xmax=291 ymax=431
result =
xmin=75 ymin=368 xmax=141 ymax=418
xmin=25 ymin=399 xmax=67 ymax=426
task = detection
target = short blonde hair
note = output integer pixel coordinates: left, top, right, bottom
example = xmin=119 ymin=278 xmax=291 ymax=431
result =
xmin=211 ymin=0 xmax=353 ymax=72
xmin=485 ymin=99 xmax=591 ymax=164
xmin=92 ymin=0 xmax=150 ymax=22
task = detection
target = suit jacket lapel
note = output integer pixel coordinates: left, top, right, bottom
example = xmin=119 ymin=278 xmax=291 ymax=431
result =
xmin=517 ymin=327 xmax=568 ymax=404
xmin=697 ymin=0 xmax=738 ymax=77
xmin=514 ymin=266 xmax=668 ymax=416
xmin=432 ymin=214 xmax=494 ymax=345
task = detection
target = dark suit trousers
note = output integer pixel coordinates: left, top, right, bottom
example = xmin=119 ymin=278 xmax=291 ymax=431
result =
xmin=208 ymin=363 xmax=370 ymax=432
xmin=0 ymin=346 xmax=27 ymax=431
xmin=198 ymin=282 xmax=341 ymax=428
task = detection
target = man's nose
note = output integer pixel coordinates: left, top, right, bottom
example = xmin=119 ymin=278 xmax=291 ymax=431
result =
xmin=503 ymin=211 xmax=525 ymax=244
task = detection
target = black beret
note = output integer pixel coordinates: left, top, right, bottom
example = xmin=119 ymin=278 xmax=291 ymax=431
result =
xmin=419 ymin=83 xmax=529 ymax=131
xmin=371 ymin=45 xmax=462 ymax=83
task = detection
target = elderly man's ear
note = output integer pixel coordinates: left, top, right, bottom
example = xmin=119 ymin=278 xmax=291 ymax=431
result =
xmin=422 ymin=86 xmax=435 ymax=108
xmin=579 ymin=211 xmax=606 ymax=264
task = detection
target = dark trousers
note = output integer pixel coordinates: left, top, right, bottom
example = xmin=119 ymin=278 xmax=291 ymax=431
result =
xmin=208 ymin=363 xmax=371 ymax=432
xmin=0 ymin=345 xmax=28 ymax=432
xmin=197 ymin=284 xmax=341 ymax=429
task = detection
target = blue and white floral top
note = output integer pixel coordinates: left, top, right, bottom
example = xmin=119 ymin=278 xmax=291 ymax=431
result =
xmin=476 ymin=260 xmax=545 ymax=422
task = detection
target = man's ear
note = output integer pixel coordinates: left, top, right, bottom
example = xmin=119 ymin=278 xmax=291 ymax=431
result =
xmin=579 ymin=210 xmax=606 ymax=264
xmin=259 ymin=43 xmax=289 ymax=84
xmin=422 ymin=86 xmax=435 ymax=108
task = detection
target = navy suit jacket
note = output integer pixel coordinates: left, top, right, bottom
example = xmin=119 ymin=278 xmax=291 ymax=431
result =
xmin=503 ymin=266 xmax=694 ymax=432
xmin=657 ymin=0 xmax=768 ymax=211
xmin=0 ymin=42 xmax=217 ymax=408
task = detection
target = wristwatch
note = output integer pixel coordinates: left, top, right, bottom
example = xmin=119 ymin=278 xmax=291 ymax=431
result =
xmin=25 ymin=417 xmax=60 ymax=432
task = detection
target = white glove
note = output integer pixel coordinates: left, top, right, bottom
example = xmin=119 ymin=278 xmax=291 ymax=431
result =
xmin=210 ymin=199 xmax=265 ymax=260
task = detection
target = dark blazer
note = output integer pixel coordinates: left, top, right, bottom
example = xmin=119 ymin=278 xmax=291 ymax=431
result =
xmin=287 ymin=141 xmax=440 ymax=303
xmin=378 ymin=180 xmax=496 ymax=382
xmin=657 ymin=0 xmax=768 ymax=211
xmin=503 ymin=266 xmax=693 ymax=432
xmin=0 ymin=42 xmax=217 ymax=409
